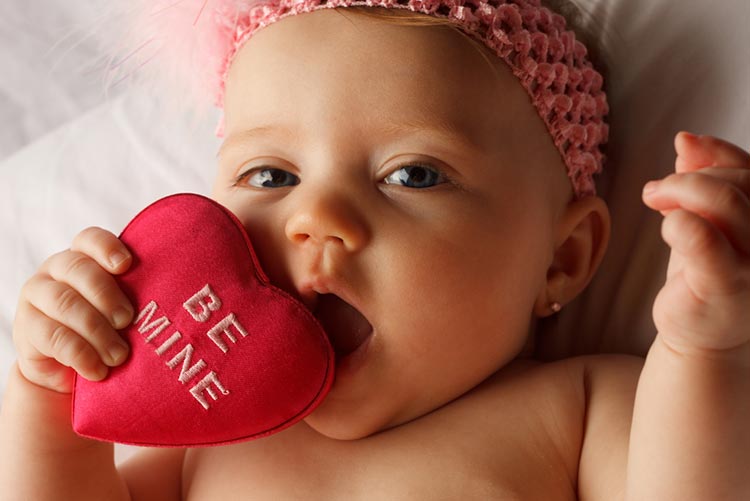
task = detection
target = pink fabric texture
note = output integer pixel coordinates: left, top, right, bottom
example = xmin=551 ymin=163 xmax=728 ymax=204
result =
xmin=72 ymin=194 xmax=334 ymax=447
xmin=125 ymin=0 xmax=609 ymax=197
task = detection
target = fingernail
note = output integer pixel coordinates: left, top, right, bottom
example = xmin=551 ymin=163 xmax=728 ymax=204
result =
xmin=107 ymin=341 xmax=129 ymax=366
xmin=109 ymin=251 xmax=130 ymax=269
xmin=643 ymin=181 xmax=660 ymax=195
xmin=111 ymin=306 xmax=133 ymax=329
xmin=92 ymin=364 xmax=109 ymax=381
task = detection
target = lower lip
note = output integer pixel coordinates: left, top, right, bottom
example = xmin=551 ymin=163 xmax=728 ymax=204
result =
xmin=334 ymin=329 xmax=374 ymax=379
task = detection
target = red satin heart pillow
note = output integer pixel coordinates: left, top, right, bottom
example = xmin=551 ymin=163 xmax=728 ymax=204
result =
xmin=72 ymin=194 xmax=334 ymax=447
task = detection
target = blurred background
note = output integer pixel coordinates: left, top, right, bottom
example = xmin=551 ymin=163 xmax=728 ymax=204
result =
xmin=0 ymin=0 xmax=116 ymax=162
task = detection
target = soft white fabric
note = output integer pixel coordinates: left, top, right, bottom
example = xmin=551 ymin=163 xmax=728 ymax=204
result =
xmin=0 ymin=0 xmax=112 ymax=162
xmin=0 ymin=0 xmax=748 ymax=419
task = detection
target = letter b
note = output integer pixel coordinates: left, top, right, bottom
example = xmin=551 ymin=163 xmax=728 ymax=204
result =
xmin=183 ymin=284 xmax=222 ymax=322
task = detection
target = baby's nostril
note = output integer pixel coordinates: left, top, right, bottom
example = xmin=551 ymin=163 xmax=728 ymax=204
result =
xmin=290 ymin=232 xmax=310 ymax=245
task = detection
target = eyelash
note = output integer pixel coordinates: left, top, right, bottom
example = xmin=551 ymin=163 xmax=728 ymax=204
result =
xmin=233 ymin=161 xmax=449 ymax=189
xmin=233 ymin=167 xmax=298 ymax=189
xmin=383 ymin=162 xmax=446 ymax=188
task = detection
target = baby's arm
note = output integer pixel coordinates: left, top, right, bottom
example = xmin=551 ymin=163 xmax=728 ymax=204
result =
xmin=0 ymin=228 xmax=178 ymax=500
xmin=628 ymin=133 xmax=750 ymax=500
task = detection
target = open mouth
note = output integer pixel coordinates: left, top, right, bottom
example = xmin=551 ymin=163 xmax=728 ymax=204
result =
xmin=313 ymin=294 xmax=373 ymax=360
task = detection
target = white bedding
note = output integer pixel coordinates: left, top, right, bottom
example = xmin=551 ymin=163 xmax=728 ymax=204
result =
xmin=0 ymin=0 xmax=748 ymax=409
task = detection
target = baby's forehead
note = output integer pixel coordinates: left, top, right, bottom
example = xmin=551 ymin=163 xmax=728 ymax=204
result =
xmin=230 ymin=10 xmax=508 ymax=94
xmin=225 ymin=10 xmax=538 ymax=154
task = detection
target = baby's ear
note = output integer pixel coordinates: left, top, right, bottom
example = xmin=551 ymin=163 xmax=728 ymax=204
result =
xmin=534 ymin=196 xmax=610 ymax=317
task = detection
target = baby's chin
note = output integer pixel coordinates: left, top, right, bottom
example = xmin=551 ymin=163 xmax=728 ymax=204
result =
xmin=302 ymin=397 xmax=416 ymax=441
xmin=303 ymin=407 xmax=390 ymax=441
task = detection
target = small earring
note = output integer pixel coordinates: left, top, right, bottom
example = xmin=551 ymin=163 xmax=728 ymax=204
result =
xmin=550 ymin=302 xmax=562 ymax=314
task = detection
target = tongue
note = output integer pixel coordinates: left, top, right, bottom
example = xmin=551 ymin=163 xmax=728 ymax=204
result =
xmin=314 ymin=294 xmax=372 ymax=358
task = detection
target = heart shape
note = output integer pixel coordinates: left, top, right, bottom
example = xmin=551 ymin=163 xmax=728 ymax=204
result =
xmin=72 ymin=193 xmax=334 ymax=447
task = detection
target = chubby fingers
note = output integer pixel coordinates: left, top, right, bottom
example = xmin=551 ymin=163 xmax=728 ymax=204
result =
xmin=23 ymin=259 xmax=132 ymax=379
xmin=21 ymin=228 xmax=135 ymax=380
xmin=71 ymin=226 xmax=133 ymax=274
xmin=675 ymin=132 xmax=750 ymax=173
xmin=643 ymin=171 xmax=750 ymax=256
xmin=658 ymin=208 xmax=740 ymax=297
xmin=41 ymin=247 xmax=135 ymax=330
xmin=15 ymin=298 xmax=111 ymax=383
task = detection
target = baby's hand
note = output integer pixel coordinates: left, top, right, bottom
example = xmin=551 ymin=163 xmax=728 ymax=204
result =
xmin=12 ymin=228 xmax=133 ymax=393
xmin=643 ymin=132 xmax=750 ymax=355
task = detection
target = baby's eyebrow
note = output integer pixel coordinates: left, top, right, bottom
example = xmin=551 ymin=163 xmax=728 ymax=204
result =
xmin=218 ymin=117 xmax=481 ymax=158
xmin=218 ymin=125 xmax=298 ymax=158
xmin=382 ymin=121 xmax=485 ymax=150
xmin=377 ymin=117 xmax=482 ymax=151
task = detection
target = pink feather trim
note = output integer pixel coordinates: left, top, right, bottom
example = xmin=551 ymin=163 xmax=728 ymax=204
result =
xmin=103 ymin=0 xmax=248 ymax=114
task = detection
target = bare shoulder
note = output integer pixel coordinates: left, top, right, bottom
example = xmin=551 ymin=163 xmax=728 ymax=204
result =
xmin=471 ymin=354 xmax=644 ymax=432
xmin=436 ymin=355 xmax=641 ymax=498
xmin=118 ymin=447 xmax=186 ymax=501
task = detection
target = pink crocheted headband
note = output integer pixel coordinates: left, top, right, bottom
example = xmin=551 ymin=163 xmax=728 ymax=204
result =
xmin=119 ymin=0 xmax=609 ymax=197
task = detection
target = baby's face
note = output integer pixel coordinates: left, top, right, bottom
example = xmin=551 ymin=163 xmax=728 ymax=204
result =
xmin=212 ymin=9 xmax=571 ymax=439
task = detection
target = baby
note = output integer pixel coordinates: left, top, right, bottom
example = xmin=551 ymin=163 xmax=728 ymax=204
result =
xmin=2 ymin=0 xmax=749 ymax=499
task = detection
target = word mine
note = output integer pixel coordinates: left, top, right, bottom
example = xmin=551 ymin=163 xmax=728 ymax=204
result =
xmin=133 ymin=284 xmax=249 ymax=410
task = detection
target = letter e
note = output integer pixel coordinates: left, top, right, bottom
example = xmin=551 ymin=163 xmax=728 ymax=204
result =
xmin=190 ymin=371 xmax=229 ymax=410
xmin=207 ymin=313 xmax=249 ymax=353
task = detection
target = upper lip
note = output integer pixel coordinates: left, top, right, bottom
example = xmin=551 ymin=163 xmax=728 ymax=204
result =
xmin=294 ymin=272 xmax=376 ymax=358
xmin=296 ymin=275 xmax=369 ymax=321
xmin=296 ymin=275 xmax=365 ymax=319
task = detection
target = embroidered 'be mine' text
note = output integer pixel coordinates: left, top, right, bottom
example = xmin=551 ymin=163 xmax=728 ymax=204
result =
xmin=133 ymin=284 xmax=249 ymax=410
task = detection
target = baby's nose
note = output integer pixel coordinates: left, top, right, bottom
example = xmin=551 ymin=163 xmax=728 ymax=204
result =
xmin=284 ymin=189 xmax=370 ymax=253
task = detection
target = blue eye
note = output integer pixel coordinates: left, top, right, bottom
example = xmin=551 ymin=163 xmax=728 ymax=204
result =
xmin=241 ymin=168 xmax=300 ymax=188
xmin=384 ymin=164 xmax=444 ymax=189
